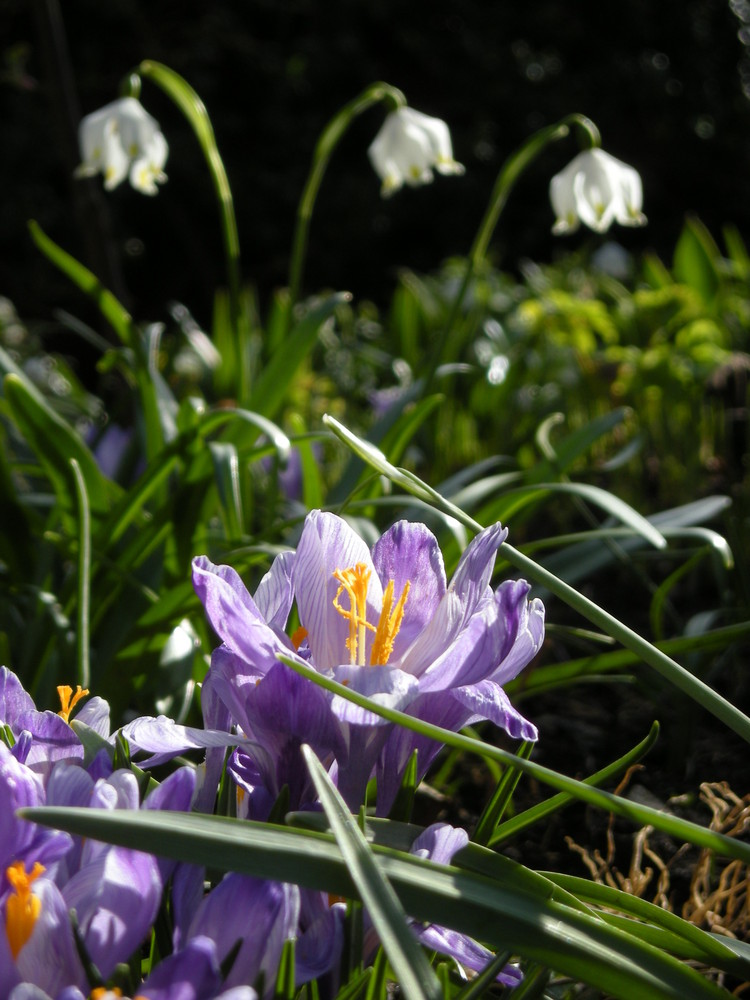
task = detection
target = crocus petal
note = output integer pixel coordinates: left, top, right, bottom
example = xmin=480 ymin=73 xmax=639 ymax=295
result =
xmin=13 ymin=711 xmax=84 ymax=776
xmin=13 ymin=877 xmax=87 ymax=996
xmin=487 ymin=582 xmax=545 ymax=685
xmin=410 ymin=823 xmax=469 ymax=866
xmin=0 ymin=668 xmax=35 ymax=724
xmin=415 ymin=923 xmax=523 ymax=986
xmin=136 ymin=935 xmax=226 ymax=1000
xmin=187 ymin=874 xmax=299 ymax=991
xmin=371 ymin=520 xmax=446 ymax=657
xmin=0 ymin=745 xmax=71 ymax=875
xmin=448 ymin=522 xmax=507 ymax=624
xmin=253 ymin=550 xmax=295 ymax=632
xmin=293 ymin=511 xmax=382 ymax=672
xmin=330 ymin=663 xmax=419 ymax=725
xmin=295 ymin=905 xmax=344 ymax=985
xmin=62 ymin=846 xmax=162 ymax=978
xmin=71 ymin=696 xmax=110 ymax=737
xmin=451 ymin=678 xmax=538 ymax=740
xmin=118 ymin=714 xmax=245 ymax=767
xmin=192 ymin=557 xmax=286 ymax=671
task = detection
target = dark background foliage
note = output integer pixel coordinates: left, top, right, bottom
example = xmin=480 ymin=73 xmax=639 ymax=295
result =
xmin=4 ymin=0 xmax=750 ymax=338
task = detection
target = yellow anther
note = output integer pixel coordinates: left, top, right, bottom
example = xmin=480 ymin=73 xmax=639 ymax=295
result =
xmin=333 ymin=564 xmax=375 ymax=666
xmin=370 ymin=579 xmax=410 ymax=666
xmin=91 ymin=990 xmax=124 ymax=999
xmin=332 ymin=565 xmax=409 ymax=667
xmin=57 ymin=684 xmax=89 ymax=724
xmin=5 ymin=860 xmax=45 ymax=959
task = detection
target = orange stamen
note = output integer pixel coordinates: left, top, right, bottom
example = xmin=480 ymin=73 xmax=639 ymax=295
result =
xmin=291 ymin=626 xmax=308 ymax=650
xmin=332 ymin=564 xmax=375 ymax=666
xmin=370 ymin=579 xmax=410 ymax=666
xmin=331 ymin=565 xmax=409 ymax=667
xmin=5 ymin=860 xmax=45 ymax=959
xmin=57 ymin=685 xmax=89 ymax=724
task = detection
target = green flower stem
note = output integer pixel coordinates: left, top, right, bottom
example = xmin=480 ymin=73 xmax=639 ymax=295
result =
xmin=125 ymin=62 xmax=248 ymax=400
xmin=286 ymin=82 xmax=406 ymax=316
xmin=423 ymin=113 xmax=600 ymax=393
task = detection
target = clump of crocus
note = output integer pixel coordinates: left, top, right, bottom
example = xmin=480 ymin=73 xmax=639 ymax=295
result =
xmin=75 ymin=96 xmax=168 ymax=195
xmin=368 ymin=106 xmax=464 ymax=197
xmin=549 ymin=147 xmax=646 ymax=235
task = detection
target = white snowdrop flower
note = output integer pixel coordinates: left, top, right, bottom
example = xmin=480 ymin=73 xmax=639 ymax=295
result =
xmin=550 ymin=148 xmax=646 ymax=234
xmin=76 ymin=96 xmax=168 ymax=195
xmin=368 ymin=106 xmax=464 ymax=198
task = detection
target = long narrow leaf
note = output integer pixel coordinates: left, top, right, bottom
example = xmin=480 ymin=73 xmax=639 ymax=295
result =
xmin=21 ymin=807 xmax=731 ymax=999
xmin=302 ymin=745 xmax=442 ymax=1000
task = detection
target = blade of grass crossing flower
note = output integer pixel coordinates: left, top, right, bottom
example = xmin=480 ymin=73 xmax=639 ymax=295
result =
xmin=322 ymin=413 xmax=750 ymax=745
xmin=278 ymin=654 xmax=750 ymax=866
xmin=301 ymin=745 xmax=442 ymax=1000
xmin=70 ymin=459 xmax=91 ymax=690
xmin=473 ymin=740 xmax=534 ymax=847
xmin=23 ymin=807 xmax=731 ymax=998
xmin=489 ymin=722 xmax=660 ymax=847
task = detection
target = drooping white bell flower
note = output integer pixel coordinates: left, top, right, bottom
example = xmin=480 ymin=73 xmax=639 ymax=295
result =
xmin=368 ymin=106 xmax=464 ymax=198
xmin=75 ymin=97 xmax=168 ymax=195
xmin=549 ymin=148 xmax=646 ymax=235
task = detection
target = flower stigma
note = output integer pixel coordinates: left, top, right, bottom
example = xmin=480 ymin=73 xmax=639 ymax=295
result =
xmin=57 ymin=684 xmax=89 ymax=724
xmin=332 ymin=564 xmax=410 ymax=666
xmin=5 ymin=860 xmax=45 ymax=959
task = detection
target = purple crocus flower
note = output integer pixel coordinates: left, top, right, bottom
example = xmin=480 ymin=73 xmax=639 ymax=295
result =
xmin=187 ymin=510 xmax=542 ymax=813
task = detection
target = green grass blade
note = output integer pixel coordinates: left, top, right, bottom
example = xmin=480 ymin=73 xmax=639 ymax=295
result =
xmin=251 ymin=293 xmax=350 ymax=419
xmin=28 ymin=220 xmax=137 ymax=349
xmin=302 ymin=745 xmax=442 ymax=1000
xmin=21 ymin=807 xmax=731 ymax=998
xmin=489 ymin=722 xmax=659 ymax=846
xmin=70 ymin=459 xmax=91 ymax=690
xmin=3 ymin=370 xmax=115 ymax=517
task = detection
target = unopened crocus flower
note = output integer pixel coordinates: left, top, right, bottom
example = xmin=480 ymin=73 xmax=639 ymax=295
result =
xmin=549 ymin=147 xmax=646 ymax=235
xmin=368 ymin=106 xmax=464 ymax=197
xmin=75 ymin=96 xmax=168 ymax=195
